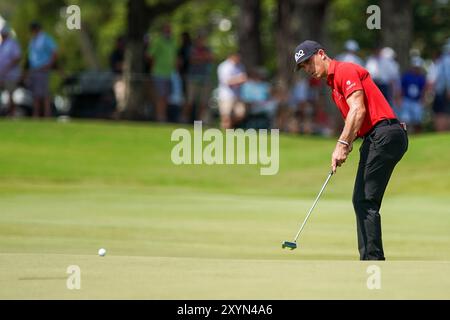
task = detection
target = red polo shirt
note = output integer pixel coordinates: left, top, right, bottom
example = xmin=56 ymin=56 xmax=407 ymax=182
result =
xmin=326 ymin=59 xmax=396 ymax=137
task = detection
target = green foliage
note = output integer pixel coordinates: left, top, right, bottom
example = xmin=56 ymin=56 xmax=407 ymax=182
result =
xmin=327 ymin=0 xmax=379 ymax=56
xmin=0 ymin=0 xmax=448 ymax=89
xmin=413 ymin=0 xmax=450 ymax=57
xmin=1 ymin=0 xmax=126 ymax=73
xmin=327 ymin=0 xmax=450 ymax=58
xmin=162 ymin=0 xmax=238 ymax=62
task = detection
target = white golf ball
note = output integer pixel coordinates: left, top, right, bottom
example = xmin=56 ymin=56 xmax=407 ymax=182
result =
xmin=98 ymin=248 xmax=106 ymax=257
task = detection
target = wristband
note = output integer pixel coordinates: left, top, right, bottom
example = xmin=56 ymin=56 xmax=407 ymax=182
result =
xmin=338 ymin=139 xmax=350 ymax=147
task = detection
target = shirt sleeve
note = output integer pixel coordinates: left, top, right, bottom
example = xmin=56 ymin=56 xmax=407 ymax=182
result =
xmin=337 ymin=63 xmax=364 ymax=99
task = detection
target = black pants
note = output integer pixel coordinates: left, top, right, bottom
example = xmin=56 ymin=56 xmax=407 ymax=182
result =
xmin=353 ymin=120 xmax=408 ymax=260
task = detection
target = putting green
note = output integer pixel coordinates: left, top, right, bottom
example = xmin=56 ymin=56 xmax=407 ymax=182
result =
xmin=2 ymin=253 xmax=449 ymax=299
xmin=0 ymin=120 xmax=449 ymax=299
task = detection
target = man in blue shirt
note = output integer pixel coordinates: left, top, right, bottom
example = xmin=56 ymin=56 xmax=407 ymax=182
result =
xmin=398 ymin=57 xmax=426 ymax=132
xmin=27 ymin=22 xmax=57 ymax=117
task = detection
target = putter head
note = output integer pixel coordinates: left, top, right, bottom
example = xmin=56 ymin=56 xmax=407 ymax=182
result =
xmin=282 ymin=241 xmax=297 ymax=250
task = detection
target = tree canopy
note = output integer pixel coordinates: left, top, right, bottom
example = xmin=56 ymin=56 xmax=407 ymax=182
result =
xmin=1 ymin=0 xmax=447 ymax=74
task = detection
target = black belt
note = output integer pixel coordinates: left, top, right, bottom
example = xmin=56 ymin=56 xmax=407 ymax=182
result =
xmin=364 ymin=118 xmax=400 ymax=138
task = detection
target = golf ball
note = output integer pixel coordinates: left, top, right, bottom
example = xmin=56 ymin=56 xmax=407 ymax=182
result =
xmin=98 ymin=248 xmax=106 ymax=257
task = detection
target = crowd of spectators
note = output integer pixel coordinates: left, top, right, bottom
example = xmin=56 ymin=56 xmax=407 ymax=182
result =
xmin=1 ymin=20 xmax=449 ymax=134
xmin=0 ymin=22 xmax=57 ymax=118
xmin=214 ymin=38 xmax=450 ymax=134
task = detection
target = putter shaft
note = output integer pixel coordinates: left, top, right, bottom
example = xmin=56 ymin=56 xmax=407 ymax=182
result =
xmin=292 ymin=171 xmax=333 ymax=242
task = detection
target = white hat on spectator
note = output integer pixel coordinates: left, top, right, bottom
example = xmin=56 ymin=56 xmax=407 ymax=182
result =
xmin=380 ymin=47 xmax=396 ymax=59
xmin=344 ymin=39 xmax=360 ymax=52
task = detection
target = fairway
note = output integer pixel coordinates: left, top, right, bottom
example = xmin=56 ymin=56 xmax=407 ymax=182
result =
xmin=0 ymin=120 xmax=449 ymax=299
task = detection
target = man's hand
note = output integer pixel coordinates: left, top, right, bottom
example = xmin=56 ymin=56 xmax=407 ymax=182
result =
xmin=331 ymin=142 xmax=350 ymax=173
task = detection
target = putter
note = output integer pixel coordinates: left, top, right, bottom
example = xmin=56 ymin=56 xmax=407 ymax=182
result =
xmin=282 ymin=170 xmax=334 ymax=250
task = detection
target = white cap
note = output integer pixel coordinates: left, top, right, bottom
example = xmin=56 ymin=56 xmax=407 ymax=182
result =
xmin=380 ymin=47 xmax=396 ymax=59
xmin=344 ymin=39 xmax=359 ymax=52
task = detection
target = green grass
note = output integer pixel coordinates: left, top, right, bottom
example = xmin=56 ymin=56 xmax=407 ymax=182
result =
xmin=0 ymin=119 xmax=449 ymax=299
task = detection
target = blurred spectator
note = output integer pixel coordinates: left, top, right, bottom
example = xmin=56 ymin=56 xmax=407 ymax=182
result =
xmin=283 ymin=72 xmax=332 ymax=135
xmin=426 ymin=51 xmax=441 ymax=129
xmin=306 ymin=77 xmax=325 ymax=133
xmin=285 ymin=73 xmax=310 ymax=133
xmin=110 ymin=36 xmax=125 ymax=74
xmin=27 ymin=21 xmax=57 ymax=118
xmin=240 ymin=68 xmax=270 ymax=104
xmin=167 ymin=71 xmax=184 ymax=123
xmin=239 ymin=67 xmax=277 ymax=129
xmin=313 ymin=100 xmax=332 ymax=136
xmin=177 ymin=31 xmax=192 ymax=96
xmin=217 ymin=52 xmax=247 ymax=129
xmin=366 ymin=47 xmax=400 ymax=108
xmin=425 ymin=51 xmax=439 ymax=98
xmin=109 ymin=36 xmax=126 ymax=112
xmin=148 ymin=24 xmax=177 ymax=122
xmin=181 ymin=32 xmax=213 ymax=123
xmin=0 ymin=24 xmax=22 ymax=116
xmin=397 ymin=57 xmax=426 ymax=132
xmin=336 ymin=39 xmax=364 ymax=66
xmin=430 ymin=40 xmax=450 ymax=131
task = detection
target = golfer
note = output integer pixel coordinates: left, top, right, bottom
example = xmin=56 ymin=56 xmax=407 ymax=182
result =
xmin=294 ymin=40 xmax=408 ymax=260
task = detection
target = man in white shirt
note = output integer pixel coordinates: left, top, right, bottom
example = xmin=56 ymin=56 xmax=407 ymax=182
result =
xmin=430 ymin=40 xmax=450 ymax=131
xmin=366 ymin=47 xmax=400 ymax=107
xmin=217 ymin=52 xmax=247 ymax=129
xmin=0 ymin=24 xmax=22 ymax=116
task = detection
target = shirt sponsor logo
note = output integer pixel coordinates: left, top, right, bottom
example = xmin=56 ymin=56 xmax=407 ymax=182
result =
xmin=346 ymin=80 xmax=356 ymax=91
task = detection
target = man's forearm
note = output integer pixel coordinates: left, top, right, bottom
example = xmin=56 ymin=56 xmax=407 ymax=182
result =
xmin=339 ymin=106 xmax=365 ymax=144
xmin=339 ymin=90 xmax=367 ymax=144
xmin=228 ymin=73 xmax=247 ymax=86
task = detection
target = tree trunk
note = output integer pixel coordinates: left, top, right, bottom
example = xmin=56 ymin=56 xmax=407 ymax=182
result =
xmin=274 ymin=0 xmax=329 ymax=89
xmin=275 ymin=0 xmax=298 ymax=89
xmin=121 ymin=0 xmax=186 ymax=120
xmin=237 ymin=0 xmax=262 ymax=72
xmin=122 ymin=0 xmax=149 ymax=120
xmin=380 ymin=0 xmax=413 ymax=71
xmin=77 ymin=22 xmax=100 ymax=70
xmin=296 ymin=0 xmax=329 ymax=44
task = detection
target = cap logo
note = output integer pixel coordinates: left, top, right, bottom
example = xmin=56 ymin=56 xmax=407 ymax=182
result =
xmin=346 ymin=80 xmax=351 ymax=85
xmin=295 ymin=49 xmax=305 ymax=62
